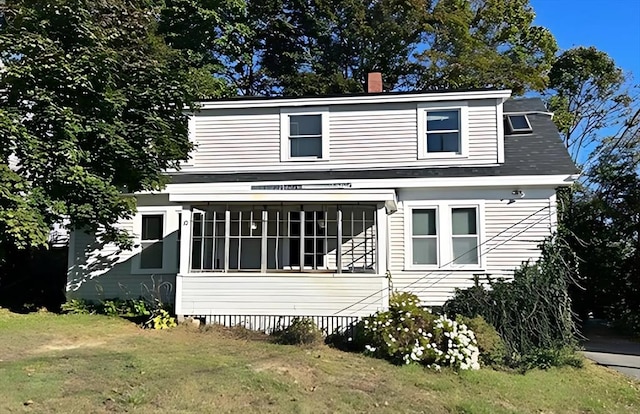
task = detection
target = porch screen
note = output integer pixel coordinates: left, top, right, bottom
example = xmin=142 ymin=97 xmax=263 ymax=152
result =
xmin=189 ymin=205 xmax=377 ymax=273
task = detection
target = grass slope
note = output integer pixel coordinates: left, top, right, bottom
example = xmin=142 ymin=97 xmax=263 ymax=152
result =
xmin=0 ymin=309 xmax=638 ymax=413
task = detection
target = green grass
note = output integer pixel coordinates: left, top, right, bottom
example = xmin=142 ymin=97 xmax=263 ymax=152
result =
xmin=1 ymin=308 xmax=638 ymax=413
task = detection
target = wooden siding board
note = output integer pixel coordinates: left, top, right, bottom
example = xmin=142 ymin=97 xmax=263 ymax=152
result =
xmin=182 ymin=100 xmax=499 ymax=172
xmin=388 ymin=188 xmax=556 ymax=306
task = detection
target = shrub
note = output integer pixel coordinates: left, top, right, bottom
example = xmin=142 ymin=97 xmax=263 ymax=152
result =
xmin=60 ymin=297 xmax=174 ymax=330
xmin=144 ymin=309 xmax=177 ymax=330
xmin=272 ymin=317 xmax=323 ymax=345
xmin=457 ymin=316 xmax=506 ymax=366
xmin=354 ymin=292 xmax=436 ymax=364
xmin=61 ymin=299 xmax=93 ymax=315
xmin=519 ymin=347 xmax=584 ymax=371
xmin=355 ymin=292 xmax=480 ymax=371
xmin=443 ymin=236 xmax=579 ymax=368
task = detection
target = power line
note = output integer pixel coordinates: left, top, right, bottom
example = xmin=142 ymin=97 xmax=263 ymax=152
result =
xmin=346 ymin=209 xmax=553 ymax=316
xmin=334 ymin=203 xmax=552 ymax=316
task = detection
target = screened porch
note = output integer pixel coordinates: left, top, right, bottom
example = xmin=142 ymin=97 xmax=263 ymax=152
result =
xmin=187 ymin=204 xmax=379 ymax=274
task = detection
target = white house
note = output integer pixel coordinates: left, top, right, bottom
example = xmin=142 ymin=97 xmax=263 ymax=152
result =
xmin=66 ymin=75 xmax=578 ymax=332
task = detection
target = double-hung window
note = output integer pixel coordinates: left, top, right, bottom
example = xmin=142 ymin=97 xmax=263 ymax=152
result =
xmin=411 ymin=209 xmax=438 ymax=265
xmin=451 ymin=207 xmax=479 ymax=265
xmin=133 ymin=208 xmax=181 ymax=273
xmin=280 ymin=108 xmax=329 ymax=161
xmin=406 ymin=202 xmax=482 ymax=269
xmin=140 ymin=215 xmax=164 ymax=270
xmin=417 ymin=103 xmax=468 ymax=159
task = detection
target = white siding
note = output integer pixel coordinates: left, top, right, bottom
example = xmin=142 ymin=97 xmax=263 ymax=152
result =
xmin=183 ymin=99 xmax=499 ymax=173
xmin=66 ymin=196 xmax=180 ymax=303
xmin=179 ymin=274 xmax=388 ymax=321
xmin=388 ymin=188 xmax=557 ymax=306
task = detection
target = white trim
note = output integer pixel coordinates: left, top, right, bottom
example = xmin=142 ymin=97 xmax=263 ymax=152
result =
xmin=403 ymin=200 xmax=486 ymax=271
xmin=163 ymin=174 xmax=577 ymax=198
xmin=376 ymin=204 xmax=387 ymax=274
xmin=496 ymin=99 xmax=505 ymax=164
xmin=131 ymin=206 xmax=182 ymax=274
xmin=417 ymin=102 xmax=469 ymax=159
xmin=66 ymin=229 xmax=76 ymax=298
xmin=169 ymin=189 xmax=397 ymax=203
xmin=280 ymin=106 xmax=330 ymax=162
xmin=198 ymin=90 xmax=512 ymax=110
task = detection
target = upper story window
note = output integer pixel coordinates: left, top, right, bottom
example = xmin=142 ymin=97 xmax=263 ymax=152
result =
xmin=290 ymin=115 xmax=322 ymax=157
xmin=417 ymin=102 xmax=468 ymax=159
xmin=280 ymin=107 xmax=329 ymax=161
xmin=505 ymin=114 xmax=532 ymax=134
xmin=426 ymin=110 xmax=460 ymax=153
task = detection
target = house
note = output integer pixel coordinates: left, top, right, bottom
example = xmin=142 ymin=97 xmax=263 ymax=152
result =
xmin=66 ymin=74 xmax=578 ymax=332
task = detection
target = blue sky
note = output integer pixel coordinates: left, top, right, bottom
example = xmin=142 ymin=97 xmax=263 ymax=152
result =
xmin=531 ymin=0 xmax=640 ymax=80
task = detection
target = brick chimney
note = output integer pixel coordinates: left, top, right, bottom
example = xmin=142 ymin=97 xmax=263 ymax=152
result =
xmin=366 ymin=72 xmax=383 ymax=93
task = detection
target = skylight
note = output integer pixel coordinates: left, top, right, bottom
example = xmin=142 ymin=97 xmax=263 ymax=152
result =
xmin=506 ymin=115 xmax=532 ymax=134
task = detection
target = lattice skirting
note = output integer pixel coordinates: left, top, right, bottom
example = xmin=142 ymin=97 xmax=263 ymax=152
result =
xmin=182 ymin=314 xmax=361 ymax=335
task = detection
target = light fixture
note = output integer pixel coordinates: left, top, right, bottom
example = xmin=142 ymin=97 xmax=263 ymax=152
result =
xmin=512 ymin=190 xmax=525 ymax=198
xmin=317 ymin=220 xmax=326 ymax=229
xmin=250 ymin=221 xmax=258 ymax=230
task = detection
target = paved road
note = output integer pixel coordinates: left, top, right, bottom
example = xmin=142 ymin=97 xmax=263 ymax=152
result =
xmin=581 ymin=321 xmax=640 ymax=380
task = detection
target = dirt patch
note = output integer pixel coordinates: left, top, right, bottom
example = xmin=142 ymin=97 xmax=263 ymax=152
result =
xmin=36 ymin=339 xmax=107 ymax=352
xmin=252 ymin=359 xmax=320 ymax=390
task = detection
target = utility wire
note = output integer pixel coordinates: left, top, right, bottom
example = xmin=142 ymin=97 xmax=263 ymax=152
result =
xmin=334 ymin=204 xmax=552 ymax=316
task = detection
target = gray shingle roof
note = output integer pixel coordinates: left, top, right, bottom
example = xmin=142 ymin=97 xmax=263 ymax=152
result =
xmin=169 ymin=98 xmax=578 ymax=184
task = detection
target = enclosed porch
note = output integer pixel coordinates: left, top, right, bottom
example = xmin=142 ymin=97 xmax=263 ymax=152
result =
xmin=173 ymin=197 xmax=394 ymax=332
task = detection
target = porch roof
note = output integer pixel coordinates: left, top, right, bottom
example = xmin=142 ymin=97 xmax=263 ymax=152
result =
xmin=168 ymin=189 xmax=397 ymax=204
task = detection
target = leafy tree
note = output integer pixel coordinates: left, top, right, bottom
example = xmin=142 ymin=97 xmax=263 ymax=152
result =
xmin=0 ymin=0 xmax=217 ymax=257
xmin=563 ymin=110 xmax=640 ymax=332
xmin=546 ymin=46 xmax=635 ymax=162
xmin=170 ymin=0 xmax=557 ymax=96
xmin=416 ymin=0 xmax=557 ymax=95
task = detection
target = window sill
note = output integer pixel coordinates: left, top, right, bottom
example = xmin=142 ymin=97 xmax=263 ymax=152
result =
xmin=418 ymin=152 xmax=467 ymax=160
xmin=131 ymin=268 xmax=174 ymax=275
xmin=404 ymin=265 xmax=485 ymax=272
xmin=281 ymin=157 xmax=330 ymax=162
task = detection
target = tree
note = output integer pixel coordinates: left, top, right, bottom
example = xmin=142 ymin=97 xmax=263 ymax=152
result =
xmin=416 ymin=0 xmax=557 ymax=95
xmin=167 ymin=0 xmax=557 ymax=96
xmin=0 ymin=0 xmax=218 ymax=257
xmin=563 ymin=110 xmax=640 ymax=332
xmin=546 ymin=46 xmax=636 ymax=162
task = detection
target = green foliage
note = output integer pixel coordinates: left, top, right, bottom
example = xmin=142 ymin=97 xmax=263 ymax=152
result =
xmin=546 ymin=46 xmax=634 ymax=161
xmin=60 ymin=299 xmax=93 ymax=315
xmin=352 ymin=292 xmax=481 ymax=370
xmin=144 ymin=309 xmax=177 ymax=330
xmin=417 ymin=0 xmax=557 ymax=94
xmin=166 ymin=0 xmax=557 ymax=96
xmin=443 ymin=236 xmax=579 ymax=367
xmin=272 ymin=317 xmax=323 ymax=345
xmin=457 ymin=315 xmax=506 ymax=367
xmin=519 ymin=347 xmax=584 ymax=371
xmin=0 ymin=0 xmax=222 ymax=254
xmin=563 ymin=125 xmax=640 ymax=334
xmin=61 ymin=297 xmax=174 ymax=330
xmin=353 ymin=292 xmax=436 ymax=364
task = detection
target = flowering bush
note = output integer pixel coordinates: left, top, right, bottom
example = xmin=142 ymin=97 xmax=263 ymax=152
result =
xmin=354 ymin=292 xmax=480 ymax=371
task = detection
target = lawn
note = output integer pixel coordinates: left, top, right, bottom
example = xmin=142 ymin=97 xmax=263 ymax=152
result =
xmin=1 ymin=309 xmax=638 ymax=413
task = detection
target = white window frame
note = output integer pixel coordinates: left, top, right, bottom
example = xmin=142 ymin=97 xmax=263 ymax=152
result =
xmin=280 ymin=106 xmax=330 ymax=162
xmin=417 ymin=102 xmax=469 ymax=159
xmin=404 ymin=200 xmax=485 ymax=271
xmin=132 ymin=207 xmax=181 ymax=274
xmin=407 ymin=205 xmax=440 ymax=268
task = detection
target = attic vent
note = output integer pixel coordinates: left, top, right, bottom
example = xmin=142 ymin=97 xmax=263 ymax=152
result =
xmin=506 ymin=114 xmax=532 ymax=134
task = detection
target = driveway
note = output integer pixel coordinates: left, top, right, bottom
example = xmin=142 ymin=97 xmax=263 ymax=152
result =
xmin=581 ymin=320 xmax=640 ymax=380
